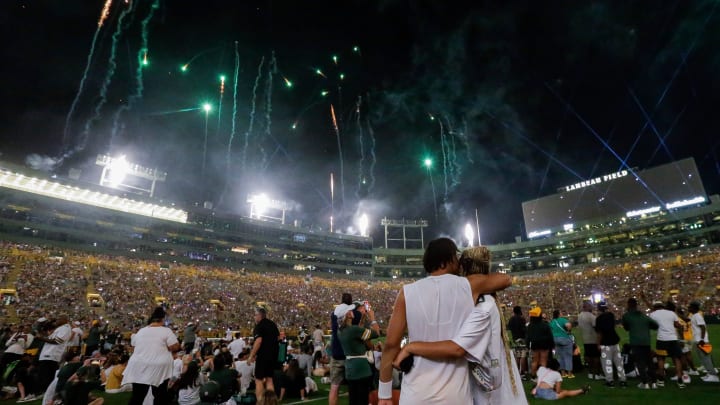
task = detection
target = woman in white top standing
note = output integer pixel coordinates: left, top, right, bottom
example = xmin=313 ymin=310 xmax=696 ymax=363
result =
xmin=122 ymin=306 xmax=181 ymax=404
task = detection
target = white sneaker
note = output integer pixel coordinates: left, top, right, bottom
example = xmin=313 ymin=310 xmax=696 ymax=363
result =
xmin=595 ymin=374 xmax=606 ymax=380
xmin=651 ymin=383 xmax=658 ymax=389
xmin=682 ymin=374 xmax=691 ymax=384
xmin=670 ymin=375 xmax=678 ymax=381
xmin=588 ymin=374 xmax=595 ymax=380
xmin=637 ymin=383 xmax=650 ymax=389
xmin=701 ymin=374 xmax=720 ymax=382
xmin=688 ymin=369 xmax=700 ymax=376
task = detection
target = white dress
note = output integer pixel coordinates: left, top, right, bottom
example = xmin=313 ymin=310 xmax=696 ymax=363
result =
xmin=122 ymin=325 xmax=179 ymax=386
xmin=401 ymin=274 xmax=474 ymax=405
xmin=453 ymin=295 xmax=528 ymax=405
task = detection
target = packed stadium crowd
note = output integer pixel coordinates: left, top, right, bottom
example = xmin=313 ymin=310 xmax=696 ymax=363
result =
xmin=0 ymin=241 xmax=718 ymax=338
xmin=0 ymin=240 xmax=718 ymax=404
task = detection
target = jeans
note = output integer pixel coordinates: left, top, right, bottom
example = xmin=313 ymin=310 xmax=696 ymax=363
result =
xmin=554 ymin=336 xmax=573 ymax=372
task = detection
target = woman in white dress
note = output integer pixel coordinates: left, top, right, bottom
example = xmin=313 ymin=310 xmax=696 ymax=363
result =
xmin=122 ymin=306 xmax=181 ymax=404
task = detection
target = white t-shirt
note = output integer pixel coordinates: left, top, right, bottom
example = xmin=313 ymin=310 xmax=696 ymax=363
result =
xmin=537 ymin=366 xmax=562 ymax=387
xmin=649 ymin=309 xmax=679 ymax=341
xmin=690 ymin=312 xmax=708 ymax=342
xmin=234 ymin=360 xmax=255 ymax=393
xmin=577 ymin=311 xmax=597 ymax=344
xmin=39 ymin=323 xmax=72 ymax=362
xmin=5 ymin=332 xmax=34 ymax=355
xmin=401 ymin=274 xmax=474 ymax=405
xmin=228 ymin=338 xmax=246 ymax=359
xmin=177 ymin=376 xmax=204 ymax=405
xmin=70 ymin=327 xmax=83 ymax=347
xmin=122 ymin=325 xmax=179 ymax=386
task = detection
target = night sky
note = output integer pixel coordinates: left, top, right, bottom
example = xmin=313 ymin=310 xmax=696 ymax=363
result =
xmin=2 ymin=0 xmax=720 ymax=244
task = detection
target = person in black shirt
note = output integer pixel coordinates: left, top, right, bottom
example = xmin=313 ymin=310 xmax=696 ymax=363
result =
xmin=248 ymin=307 xmax=280 ymax=404
xmin=595 ymin=302 xmax=627 ymax=387
xmin=507 ymin=306 xmax=529 ymax=378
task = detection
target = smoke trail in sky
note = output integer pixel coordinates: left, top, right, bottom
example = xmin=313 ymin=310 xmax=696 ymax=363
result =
xmin=61 ymin=18 xmax=106 ymax=156
xmin=226 ymin=41 xmax=240 ymax=176
xmin=82 ymin=1 xmax=133 ymax=142
xmin=366 ymin=116 xmax=376 ymax=193
xmin=110 ymin=0 xmax=159 ymax=147
xmin=355 ymin=96 xmax=365 ymax=198
xmin=242 ymin=56 xmax=264 ymax=172
xmin=438 ymin=118 xmax=449 ymax=202
xmin=330 ymin=104 xmax=346 ymax=214
xmin=261 ymin=52 xmax=277 ymax=170
xmin=460 ymin=119 xmax=474 ymax=164
xmin=443 ymin=116 xmax=461 ymax=188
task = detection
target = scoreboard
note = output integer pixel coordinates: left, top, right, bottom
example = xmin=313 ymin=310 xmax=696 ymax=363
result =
xmin=522 ymin=158 xmax=707 ymax=238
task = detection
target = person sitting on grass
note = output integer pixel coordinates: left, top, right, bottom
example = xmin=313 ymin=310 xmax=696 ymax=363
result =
xmin=532 ymin=358 xmax=589 ymax=401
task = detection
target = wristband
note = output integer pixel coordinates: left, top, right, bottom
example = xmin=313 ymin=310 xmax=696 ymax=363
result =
xmin=378 ymin=380 xmax=393 ymax=399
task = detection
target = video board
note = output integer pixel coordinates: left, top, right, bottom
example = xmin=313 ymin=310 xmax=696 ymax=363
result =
xmin=522 ymin=158 xmax=707 ymax=238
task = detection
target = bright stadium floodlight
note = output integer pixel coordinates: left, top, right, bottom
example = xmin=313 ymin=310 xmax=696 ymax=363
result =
xmin=358 ymin=213 xmax=369 ymax=237
xmin=423 ymin=158 xmax=432 ymax=169
xmin=107 ymin=155 xmax=130 ymax=186
xmin=465 ymin=223 xmax=474 ymax=247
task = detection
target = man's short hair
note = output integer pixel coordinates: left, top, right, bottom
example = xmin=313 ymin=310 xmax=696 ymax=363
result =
xmin=627 ymin=298 xmax=638 ymax=308
xmin=341 ymin=293 xmax=353 ymax=305
xmin=255 ymin=307 xmax=267 ymax=317
xmin=513 ymin=306 xmax=522 ymax=315
xmin=423 ymin=237 xmax=458 ymax=273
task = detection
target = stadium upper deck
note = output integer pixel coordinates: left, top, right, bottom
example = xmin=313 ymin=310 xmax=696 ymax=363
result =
xmin=0 ymin=159 xmax=718 ymax=278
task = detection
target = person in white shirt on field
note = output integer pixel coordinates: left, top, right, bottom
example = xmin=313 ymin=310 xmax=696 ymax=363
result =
xmin=688 ymin=301 xmax=719 ymax=382
xmin=228 ymin=333 xmax=246 ymax=360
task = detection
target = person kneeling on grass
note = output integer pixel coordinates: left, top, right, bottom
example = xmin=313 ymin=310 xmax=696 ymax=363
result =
xmin=532 ymin=359 xmax=589 ymax=401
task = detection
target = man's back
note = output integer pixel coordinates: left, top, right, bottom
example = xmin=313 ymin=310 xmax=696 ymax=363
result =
xmin=401 ymin=274 xmax=474 ymax=404
xmin=577 ymin=311 xmax=597 ymax=344
xmin=649 ymin=309 xmax=678 ymax=341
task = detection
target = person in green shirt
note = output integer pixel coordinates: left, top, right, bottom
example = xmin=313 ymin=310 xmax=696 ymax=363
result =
xmin=550 ymin=310 xmax=574 ymax=378
xmin=338 ymin=303 xmax=380 ymax=405
xmin=621 ymin=297 xmax=658 ymax=389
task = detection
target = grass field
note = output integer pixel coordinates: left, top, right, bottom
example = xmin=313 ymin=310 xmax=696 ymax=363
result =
xmin=4 ymin=325 xmax=719 ymax=404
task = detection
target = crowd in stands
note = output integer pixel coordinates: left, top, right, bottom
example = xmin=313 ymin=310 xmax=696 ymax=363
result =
xmin=0 ymin=242 xmax=718 ymax=338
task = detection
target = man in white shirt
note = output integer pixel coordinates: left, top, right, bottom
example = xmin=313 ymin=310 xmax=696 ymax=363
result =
xmin=1 ymin=324 xmax=33 ymax=380
xmin=312 ymin=324 xmax=325 ymax=368
xmin=228 ymin=332 xmax=246 ymax=360
xmin=643 ymin=298 xmax=684 ymax=388
xmin=577 ymin=301 xmax=601 ymax=380
xmin=234 ymin=350 xmax=255 ymax=395
xmin=688 ymin=301 xmax=719 ymax=382
xmin=35 ymin=315 xmax=72 ymax=397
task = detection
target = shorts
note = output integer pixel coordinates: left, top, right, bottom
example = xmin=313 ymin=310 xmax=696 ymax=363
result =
xmin=656 ymin=340 xmax=682 ymax=359
xmin=534 ymin=387 xmax=558 ymax=400
xmin=584 ymin=343 xmax=600 ymax=358
xmin=513 ymin=339 xmax=528 ymax=357
xmin=330 ymin=358 xmax=345 ymax=385
xmin=254 ymin=359 xmax=276 ymax=379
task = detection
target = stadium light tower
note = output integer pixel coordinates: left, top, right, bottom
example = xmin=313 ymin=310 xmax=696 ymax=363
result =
xmin=201 ymin=102 xmax=212 ymax=175
xmin=423 ymin=157 xmax=438 ymax=223
xmin=358 ymin=213 xmax=369 ymax=237
xmin=465 ymin=223 xmax=474 ymax=247
xmin=107 ymin=155 xmax=130 ymax=186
